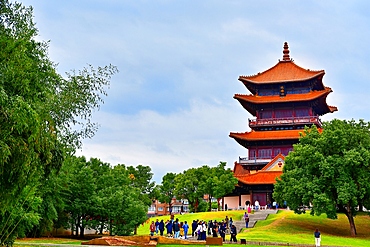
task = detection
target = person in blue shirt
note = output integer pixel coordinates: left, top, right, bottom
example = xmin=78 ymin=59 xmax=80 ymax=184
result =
xmin=158 ymin=220 xmax=165 ymax=236
xmin=314 ymin=228 xmax=321 ymax=247
xmin=182 ymin=221 xmax=189 ymax=239
xmin=165 ymin=220 xmax=173 ymax=237
xmin=219 ymin=221 xmax=226 ymax=241
xmin=155 ymin=219 xmax=160 ymax=235
xmin=230 ymin=224 xmax=237 ymax=242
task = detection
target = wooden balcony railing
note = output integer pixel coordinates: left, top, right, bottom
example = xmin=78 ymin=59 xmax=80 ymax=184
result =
xmin=249 ymin=116 xmax=322 ymax=128
xmin=239 ymin=156 xmax=273 ymax=164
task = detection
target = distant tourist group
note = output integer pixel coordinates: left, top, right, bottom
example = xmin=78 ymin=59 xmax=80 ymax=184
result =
xmin=149 ymin=215 xmax=240 ymax=242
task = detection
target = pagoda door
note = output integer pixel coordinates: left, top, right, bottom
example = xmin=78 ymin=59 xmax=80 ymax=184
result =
xmin=252 ymin=193 xmax=267 ymax=206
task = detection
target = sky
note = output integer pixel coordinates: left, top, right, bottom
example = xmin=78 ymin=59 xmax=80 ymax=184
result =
xmin=19 ymin=0 xmax=370 ymax=182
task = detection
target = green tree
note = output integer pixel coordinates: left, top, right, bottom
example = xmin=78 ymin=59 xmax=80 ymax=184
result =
xmin=159 ymin=172 xmax=177 ymax=213
xmin=199 ymin=162 xmax=238 ymax=211
xmin=273 ymin=119 xmax=370 ymax=237
xmin=59 ymin=159 xmax=148 ymax=237
xmin=0 ymin=1 xmax=117 ymax=243
xmin=63 ymin=156 xmax=97 ymax=237
xmin=104 ymin=164 xmax=147 ymax=236
xmin=126 ymin=165 xmax=156 ymax=206
xmin=174 ymin=168 xmax=205 ymax=212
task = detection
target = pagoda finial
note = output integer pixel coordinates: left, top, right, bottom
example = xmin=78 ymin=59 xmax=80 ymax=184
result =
xmin=282 ymin=42 xmax=290 ymax=61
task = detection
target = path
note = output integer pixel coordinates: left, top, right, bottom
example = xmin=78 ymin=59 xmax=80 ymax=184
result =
xmin=233 ymin=209 xmax=278 ymax=232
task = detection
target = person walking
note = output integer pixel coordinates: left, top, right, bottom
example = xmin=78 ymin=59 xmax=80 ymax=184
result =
xmin=159 ymin=220 xmax=165 ymax=236
xmin=254 ymin=200 xmax=260 ymax=211
xmin=230 ymin=225 xmax=237 ymax=242
xmin=207 ymin=220 xmax=213 ymax=235
xmin=149 ymin=221 xmax=156 ymax=236
xmin=219 ymin=221 xmax=226 ymax=241
xmin=155 ymin=219 xmax=160 ymax=235
xmin=165 ymin=220 xmax=173 ymax=237
xmin=196 ymin=221 xmax=202 ymax=240
xmin=201 ymin=220 xmax=207 ymax=240
xmin=314 ymin=228 xmax=321 ymax=247
xmin=173 ymin=218 xmax=180 ymax=238
xmin=182 ymin=221 xmax=189 ymax=239
xmin=212 ymin=222 xmax=218 ymax=237
xmin=244 ymin=213 xmax=249 ymax=228
xmin=191 ymin=220 xmax=198 ymax=237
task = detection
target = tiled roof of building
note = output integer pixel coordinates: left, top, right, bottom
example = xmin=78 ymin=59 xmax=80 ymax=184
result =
xmin=239 ymin=61 xmax=324 ymax=84
xmin=233 ymin=154 xmax=285 ymax=185
xmin=230 ymin=129 xmax=307 ymax=141
xmin=235 ymin=171 xmax=282 ymax=184
xmin=233 ymin=162 xmax=250 ymax=175
xmin=239 ymin=43 xmax=324 ymax=84
xmin=234 ymin=87 xmax=333 ymax=104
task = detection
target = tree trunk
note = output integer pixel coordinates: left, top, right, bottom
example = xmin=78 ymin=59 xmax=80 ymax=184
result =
xmin=80 ymin=220 xmax=85 ymax=238
xmin=99 ymin=221 xmax=104 ymax=235
xmin=345 ymin=204 xmax=357 ymax=237
xmin=75 ymin=218 xmax=79 ymax=237
xmin=109 ymin=218 xmax=113 ymax=236
xmin=208 ymin=198 xmax=212 ymax=212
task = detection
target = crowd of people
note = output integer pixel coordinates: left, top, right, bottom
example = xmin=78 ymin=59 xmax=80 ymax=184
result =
xmin=149 ymin=215 xmax=240 ymax=242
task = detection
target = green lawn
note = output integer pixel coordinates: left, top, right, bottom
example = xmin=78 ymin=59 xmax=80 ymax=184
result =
xmin=15 ymin=210 xmax=370 ymax=247
xmin=237 ymin=210 xmax=370 ymax=247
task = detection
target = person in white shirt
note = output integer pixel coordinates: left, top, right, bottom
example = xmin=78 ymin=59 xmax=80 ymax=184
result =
xmin=254 ymin=200 xmax=260 ymax=211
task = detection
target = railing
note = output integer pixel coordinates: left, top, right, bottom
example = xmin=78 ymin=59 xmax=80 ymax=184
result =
xmin=249 ymin=116 xmax=322 ymax=128
xmin=239 ymin=156 xmax=273 ymax=164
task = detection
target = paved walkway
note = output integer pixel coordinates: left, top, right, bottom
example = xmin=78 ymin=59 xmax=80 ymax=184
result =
xmin=233 ymin=209 xmax=278 ymax=232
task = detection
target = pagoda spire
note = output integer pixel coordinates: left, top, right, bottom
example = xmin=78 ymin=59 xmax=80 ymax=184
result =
xmin=282 ymin=42 xmax=290 ymax=61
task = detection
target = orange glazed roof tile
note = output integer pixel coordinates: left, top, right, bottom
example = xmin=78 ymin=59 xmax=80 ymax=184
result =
xmin=235 ymin=171 xmax=282 ymax=184
xmin=239 ymin=60 xmax=324 ymax=84
xmin=229 ymin=129 xmax=310 ymax=141
xmin=234 ymin=87 xmax=333 ymax=104
xmin=233 ymin=162 xmax=250 ymax=176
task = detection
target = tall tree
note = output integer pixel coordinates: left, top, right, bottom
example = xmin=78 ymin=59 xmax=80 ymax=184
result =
xmin=273 ymin=119 xmax=370 ymax=237
xmin=159 ymin=172 xmax=177 ymax=213
xmin=199 ymin=162 xmax=238 ymax=211
xmin=0 ymin=1 xmax=117 ymax=243
xmin=174 ymin=168 xmax=204 ymax=212
xmin=126 ymin=165 xmax=156 ymax=206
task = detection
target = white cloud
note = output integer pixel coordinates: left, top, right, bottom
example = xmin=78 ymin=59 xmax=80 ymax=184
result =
xmin=77 ymin=98 xmax=246 ymax=182
xmin=21 ymin=0 xmax=370 ymax=183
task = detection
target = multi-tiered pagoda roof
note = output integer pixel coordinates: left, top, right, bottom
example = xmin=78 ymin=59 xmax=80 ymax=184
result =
xmin=230 ymin=42 xmax=337 ymax=153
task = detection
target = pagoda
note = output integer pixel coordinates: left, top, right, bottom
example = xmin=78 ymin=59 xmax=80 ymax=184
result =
xmin=222 ymin=42 xmax=337 ymax=209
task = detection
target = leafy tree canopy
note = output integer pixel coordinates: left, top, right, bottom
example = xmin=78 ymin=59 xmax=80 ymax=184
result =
xmin=0 ymin=1 xmax=117 ymax=244
xmin=273 ymin=119 xmax=370 ymax=237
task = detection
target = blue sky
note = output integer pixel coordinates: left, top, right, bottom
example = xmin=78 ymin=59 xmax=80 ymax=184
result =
xmin=20 ymin=0 xmax=370 ymax=182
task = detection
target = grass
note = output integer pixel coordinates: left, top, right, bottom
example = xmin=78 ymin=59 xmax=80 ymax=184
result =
xmin=16 ymin=237 xmax=83 ymax=245
xmin=15 ymin=210 xmax=370 ymax=247
xmin=238 ymin=210 xmax=370 ymax=246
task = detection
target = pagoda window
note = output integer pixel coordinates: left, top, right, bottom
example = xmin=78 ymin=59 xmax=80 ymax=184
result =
xmin=275 ymin=109 xmax=293 ymax=118
xmin=295 ymin=108 xmax=310 ymax=117
xmin=249 ymin=149 xmax=256 ymax=159
xmin=260 ymin=109 xmax=273 ymax=119
xmin=258 ymin=88 xmax=277 ymax=96
xmin=286 ymin=87 xmax=310 ymax=94
xmin=258 ymin=149 xmax=272 ymax=159
xmin=274 ymin=148 xmax=281 ymax=157
xmin=281 ymin=147 xmax=294 ymax=156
